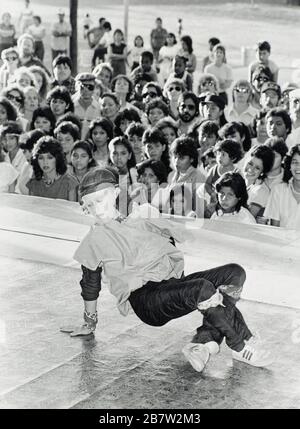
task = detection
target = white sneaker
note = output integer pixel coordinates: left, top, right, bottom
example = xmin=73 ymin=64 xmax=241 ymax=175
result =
xmin=182 ymin=343 xmax=210 ymax=372
xmin=232 ymin=336 xmax=274 ymax=367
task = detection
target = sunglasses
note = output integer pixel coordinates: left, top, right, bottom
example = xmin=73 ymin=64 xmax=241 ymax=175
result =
xmin=181 ymin=104 xmax=196 ymax=111
xmin=202 ymin=80 xmax=215 ymax=87
xmin=168 ymin=86 xmax=181 ymax=92
xmin=5 ymin=56 xmax=18 ymax=61
xmin=80 ymin=83 xmax=95 ymax=91
xmin=142 ymin=91 xmax=157 ymax=99
xmin=7 ymin=94 xmax=22 ymax=103
xmin=255 ymin=76 xmax=268 ymax=83
xmin=234 ymin=87 xmax=249 ymax=93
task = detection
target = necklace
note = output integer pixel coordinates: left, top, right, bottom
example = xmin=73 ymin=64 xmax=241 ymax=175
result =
xmin=42 ymin=173 xmax=61 ymax=186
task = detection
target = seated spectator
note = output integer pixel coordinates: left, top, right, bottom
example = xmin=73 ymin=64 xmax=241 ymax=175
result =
xmin=167 ymin=183 xmax=197 ymax=218
xmin=127 ymin=35 xmax=145 ymax=72
xmin=133 ymin=159 xmax=168 ymax=207
xmin=92 ymin=62 xmax=113 ymax=93
xmin=279 ymin=82 xmax=298 ymax=111
xmin=211 ymin=172 xmax=256 ymax=224
xmin=86 ymin=117 xmax=113 ymax=168
xmin=142 ymin=127 xmax=171 ymax=173
xmin=23 ymin=85 xmax=39 ymax=126
xmin=201 ymin=147 xmax=216 ymax=174
xmin=0 ymin=47 xmax=20 ymax=90
xmin=30 ymin=106 xmax=56 ymax=135
xmin=0 ymin=139 xmax=19 ymax=193
xmin=201 ymin=94 xmax=227 ymax=127
xmin=225 ymin=79 xmax=258 ymax=126
xmin=0 ymin=120 xmax=27 ymax=173
xmin=130 ymin=51 xmax=158 ymax=82
xmin=131 ymin=73 xmax=152 ymax=110
xmin=54 ymin=120 xmax=80 ymax=165
xmin=114 ymin=108 xmax=141 ymax=136
xmin=264 ymin=145 xmax=300 ymax=229
xmin=248 ymin=40 xmax=279 ymax=83
xmin=243 ymin=145 xmax=274 ymax=222
xmin=1 ymin=84 xmax=28 ymax=132
xmin=27 ymin=136 xmax=78 ymax=201
xmin=47 ymin=86 xmax=74 ymax=121
xmin=29 ymin=65 xmax=49 ymax=105
xmin=177 ymin=91 xmax=201 ymax=135
xmin=264 ymin=136 xmax=288 ymax=190
xmin=142 ymin=81 xmax=164 ymax=107
xmin=69 ymin=140 xmax=97 ymax=184
xmin=0 ymin=96 xmax=18 ymax=126
xmin=286 ymin=89 xmax=300 ymax=150
xmin=108 ymin=135 xmax=137 ymax=189
xmin=17 ymin=33 xmax=50 ymax=76
xmin=251 ymin=110 xmax=268 ymax=147
xmin=163 ymin=78 xmax=185 ymax=120
xmin=197 ymin=73 xmax=219 ymax=98
xmin=51 ymin=54 xmax=76 ymax=95
xmin=260 ymin=82 xmax=281 ymax=110
xmin=111 ymin=74 xmax=138 ymax=113
xmin=14 ymin=66 xmax=37 ymax=89
xmin=177 ymin=35 xmax=197 ymax=75
xmin=154 ymin=117 xmax=179 ymax=147
xmin=55 ymin=112 xmax=82 ymax=135
xmin=250 ymin=65 xmax=273 ymax=109
xmin=125 ymin=122 xmax=146 ymax=164
xmin=265 ymin=107 xmax=292 ymax=143
xmin=100 ymin=92 xmax=120 ymax=125
xmin=145 ymin=98 xmax=169 ymax=127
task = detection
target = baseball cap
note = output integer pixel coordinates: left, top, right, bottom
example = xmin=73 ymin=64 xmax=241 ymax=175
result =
xmin=79 ymin=167 xmax=119 ymax=197
xmin=75 ymin=72 xmax=96 ymax=83
xmin=261 ymin=82 xmax=281 ymax=97
xmin=201 ymin=94 xmax=225 ymax=110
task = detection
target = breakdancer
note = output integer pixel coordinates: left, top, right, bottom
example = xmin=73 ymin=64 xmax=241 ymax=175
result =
xmin=61 ymin=166 xmax=273 ymax=372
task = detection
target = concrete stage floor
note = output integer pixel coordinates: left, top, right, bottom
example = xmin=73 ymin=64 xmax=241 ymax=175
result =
xmin=0 ymin=255 xmax=300 ymax=409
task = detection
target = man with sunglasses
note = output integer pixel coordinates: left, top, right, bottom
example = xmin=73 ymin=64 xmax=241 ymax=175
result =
xmin=73 ymin=73 xmax=101 ymax=138
xmin=177 ymin=92 xmax=201 ymax=135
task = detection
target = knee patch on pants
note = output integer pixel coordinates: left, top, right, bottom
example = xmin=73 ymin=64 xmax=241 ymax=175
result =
xmin=80 ymin=265 xmax=102 ymax=301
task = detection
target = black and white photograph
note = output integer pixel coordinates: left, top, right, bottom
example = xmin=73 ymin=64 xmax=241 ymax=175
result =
xmin=0 ymin=0 xmax=299 ymax=413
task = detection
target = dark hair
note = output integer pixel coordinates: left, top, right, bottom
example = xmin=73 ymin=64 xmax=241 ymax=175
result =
xmin=250 ymin=145 xmax=275 ymax=179
xmin=170 ymin=136 xmax=198 ymax=167
xmin=113 ymin=28 xmax=124 ymax=38
xmin=252 ymin=65 xmax=274 ymax=83
xmin=19 ymin=129 xmax=45 ymax=151
xmin=198 ymin=119 xmax=220 ymax=137
xmin=1 ymin=85 xmax=25 ymax=109
xmin=54 ymin=121 xmax=81 ymax=141
xmin=52 ymin=54 xmax=72 ymax=70
xmin=251 ymin=109 xmax=268 ymax=137
xmin=181 ymin=35 xmax=193 ymax=54
xmin=266 ymin=107 xmax=292 ymax=135
xmin=142 ymin=128 xmax=170 ymax=171
xmin=111 ymin=74 xmax=133 ymax=102
xmin=29 ymin=65 xmax=49 ymax=100
xmin=0 ymin=97 xmax=18 ymax=121
xmin=219 ymin=121 xmax=252 ymax=152
xmin=141 ymin=51 xmax=154 ymax=63
xmin=134 ymin=35 xmax=144 ymax=47
xmin=215 ymin=171 xmax=249 ymax=212
xmin=137 ymin=159 xmax=168 ymax=185
xmin=201 ymin=147 xmax=216 ymax=165
xmin=55 ymin=112 xmax=82 ymax=134
xmin=87 ymin=117 xmax=114 ymax=145
xmin=108 ymin=136 xmax=136 ymax=169
xmin=145 ymin=98 xmax=169 ymax=117
xmin=165 ymin=32 xmax=177 ymax=46
xmin=30 ymin=106 xmax=56 ymax=133
xmin=114 ymin=108 xmax=141 ymax=136
xmin=264 ymin=137 xmax=288 ymax=160
xmin=169 ymin=183 xmax=195 ymax=215
xmin=46 ymin=86 xmax=74 ymax=112
xmin=71 ymin=140 xmax=97 ymax=168
xmin=214 ymin=139 xmax=243 ymax=163
xmin=103 ymin=21 xmax=112 ymax=31
xmin=143 ymin=81 xmax=163 ymax=99
xmin=178 ymin=92 xmax=200 ymax=116
xmin=31 ymin=136 xmax=67 ymax=180
xmin=283 ymin=145 xmax=300 ymax=183
xmin=133 ymin=73 xmax=152 ymax=87
xmin=208 ymin=37 xmax=220 ymax=47
xmin=101 ymin=92 xmax=120 ymax=106
xmin=0 ymin=120 xmax=23 ymax=139
xmin=155 ymin=118 xmax=179 ymax=137
xmin=33 ymin=15 xmax=41 ymax=24
xmin=257 ymin=40 xmax=271 ymax=52
xmin=125 ymin=122 xmax=145 ymax=138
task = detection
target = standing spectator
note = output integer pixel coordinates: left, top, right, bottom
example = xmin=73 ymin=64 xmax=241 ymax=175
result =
xmin=51 ymin=55 xmax=76 ymax=95
xmin=83 ymin=13 xmax=93 ymax=40
xmin=248 ymin=41 xmax=279 ymax=84
xmin=0 ymin=13 xmax=16 ymax=56
xmin=92 ymin=21 xmax=112 ymax=67
xmin=130 ymin=51 xmax=158 ymax=82
xmin=166 ymin=55 xmax=193 ymax=92
xmin=72 ymin=73 xmax=101 ymax=139
xmin=18 ymin=0 xmax=34 ymax=35
xmin=17 ymin=34 xmax=51 ymax=76
xmin=202 ymin=37 xmax=220 ymax=72
xmin=51 ymin=9 xmax=72 ymax=61
xmin=87 ymin=17 xmax=105 ymax=49
xmin=158 ymin=33 xmax=178 ymax=85
xmin=177 ymin=35 xmax=197 ymax=75
xmin=107 ymin=29 xmax=127 ymax=78
xmin=27 ymin=16 xmax=46 ymax=61
xmin=150 ymin=17 xmax=168 ymax=63
xmin=127 ymin=35 xmax=145 ymax=72
xmin=204 ymin=44 xmax=233 ymax=105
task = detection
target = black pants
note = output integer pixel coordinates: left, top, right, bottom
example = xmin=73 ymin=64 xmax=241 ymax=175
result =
xmin=80 ymin=263 xmax=251 ymax=352
xmin=92 ymin=46 xmax=107 ymax=67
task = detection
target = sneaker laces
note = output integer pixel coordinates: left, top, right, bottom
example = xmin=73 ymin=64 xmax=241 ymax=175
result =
xmin=197 ymin=289 xmax=225 ymax=311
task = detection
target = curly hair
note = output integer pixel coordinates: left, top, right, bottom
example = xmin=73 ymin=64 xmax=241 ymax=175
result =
xmin=215 ymin=171 xmax=249 ymax=213
xmin=283 ymin=144 xmax=300 ymax=183
xmin=0 ymin=97 xmax=18 ymax=121
xmin=31 ymin=136 xmax=67 ymax=180
xmin=137 ymin=159 xmax=168 ymax=185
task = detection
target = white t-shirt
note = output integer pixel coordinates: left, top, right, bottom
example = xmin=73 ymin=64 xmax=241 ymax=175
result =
xmin=0 ymin=162 xmax=19 ymax=193
xmin=264 ymin=181 xmax=300 ymax=229
xmin=204 ymin=63 xmax=233 ymax=90
xmin=211 ymin=206 xmax=256 ymax=224
xmin=248 ymin=180 xmax=270 ymax=208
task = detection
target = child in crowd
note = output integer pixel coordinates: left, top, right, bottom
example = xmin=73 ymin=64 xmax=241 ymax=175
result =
xmin=107 ymin=29 xmax=127 ymax=78
xmin=130 ymin=51 xmax=158 ymax=82
xmin=109 ymin=135 xmax=137 ymax=189
xmin=155 ymin=117 xmax=179 ymax=147
xmin=125 ymin=122 xmax=146 ymax=164
xmin=251 ymin=110 xmax=268 ymax=146
xmin=114 ymin=108 xmax=141 ymax=136
xmin=167 ymin=55 xmax=193 ymax=92
xmin=142 ymin=128 xmax=171 ymax=173
xmin=27 ymin=136 xmax=78 ymax=201
xmin=128 ymin=35 xmax=145 ymax=71
xmin=0 ymin=120 xmax=27 ymax=173
xmin=30 ymin=106 xmax=56 ymax=134
xmin=92 ymin=62 xmax=113 ymax=92
xmin=17 ymin=129 xmax=45 ymax=194
xmin=0 ymin=139 xmax=19 ymax=193
xmin=211 ymin=172 xmax=256 ymax=224
xmin=248 ymin=41 xmax=279 ymax=84
xmin=264 ymin=137 xmax=288 ymax=190
xmin=70 ymin=141 xmax=97 ymax=184
xmin=133 ymin=159 xmax=168 ymax=207
xmin=86 ymin=117 xmax=113 ymax=168
xmin=46 ymin=86 xmax=74 ymax=121
xmin=243 ymin=145 xmax=274 ymax=222
xmin=54 ymin=121 xmax=81 ymax=165
xmin=145 ymin=98 xmax=169 ymax=126
xmin=201 ymin=147 xmax=216 ymax=173
xmin=264 ymin=145 xmax=300 ymax=229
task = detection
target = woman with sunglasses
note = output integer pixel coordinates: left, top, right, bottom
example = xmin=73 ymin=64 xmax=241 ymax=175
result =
xmin=0 ymin=48 xmax=20 ymax=91
xmin=225 ymin=79 xmax=258 ymax=126
xmin=250 ymin=65 xmax=273 ymax=109
xmin=163 ymin=77 xmax=185 ymax=120
xmin=141 ymin=82 xmax=163 ymax=106
xmin=197 ymin=73 xmax=219 ymax=97
xmin=1 ymin=84 xmax=29 ymax=132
